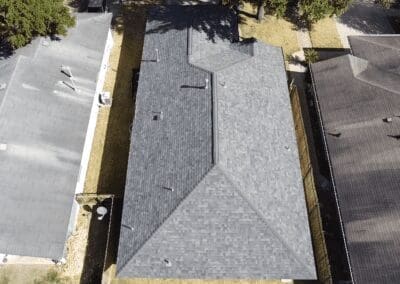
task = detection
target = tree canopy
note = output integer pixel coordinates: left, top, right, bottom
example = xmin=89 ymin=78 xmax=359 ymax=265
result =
xmin=0 ymin=0 xmax=75 ymax=49
xmin=250 ymin=0 xmax=352 ymax=24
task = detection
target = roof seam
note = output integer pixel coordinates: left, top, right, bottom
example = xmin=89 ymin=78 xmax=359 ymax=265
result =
xmin=351 ymin=36 xmax=400 ymax=53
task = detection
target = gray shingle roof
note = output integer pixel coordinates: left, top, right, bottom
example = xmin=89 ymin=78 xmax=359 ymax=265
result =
xmin=0 ymin=13 xmax=112 ymax=259
xmin=117 ymin=6 xmax=315 ymax=280
xmin=311 ymin=35 xmax=400 ymax=284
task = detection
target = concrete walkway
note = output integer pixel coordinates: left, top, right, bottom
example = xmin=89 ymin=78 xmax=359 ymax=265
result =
xmin=297 ymin=28 xmax=312 ymax=48
xmin=286 ymin=28 xmax=312 ymax=72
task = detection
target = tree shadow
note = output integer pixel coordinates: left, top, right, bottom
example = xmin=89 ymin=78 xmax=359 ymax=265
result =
xmin=145 ymin=5 xmax=240 ymax=43
xmin=0 ymin=40 xmax=13 ymax=60
xmin=235 ymin=0 xmax=310 ymax=31
xmin=338 ymin=2 xmax=395 ymax=34
xmin=78 ymin=3 xmax=147 ymax=283
xmin=80 ymin=198 xmax=113 ymax=284
xmin=284 ymin=1 xmax=310 ymax=30
xmin=66 ymin=0 xmax=91 ymax=12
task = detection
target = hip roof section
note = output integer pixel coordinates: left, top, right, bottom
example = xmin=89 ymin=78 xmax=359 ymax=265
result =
xmin=118 ymin=6 xmax=315 ymax=280
xmin=311 ymin=35 xmax=400 ymax=283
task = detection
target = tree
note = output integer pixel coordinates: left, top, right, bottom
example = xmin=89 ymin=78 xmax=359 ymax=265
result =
xmin=256 ymin=0 xmax=288 ymax=21
xmin=0 ymin=0 xmax=75 ymax=49
xmin=376 ymin=0 xmax=394 ymax=8
xmin=267 ymin=0 xmax=288 ymax=18
xmin=299 ymin=0 xmax=334 ymax=23
xmin=257 ymin=0 xmax=266 ymax=22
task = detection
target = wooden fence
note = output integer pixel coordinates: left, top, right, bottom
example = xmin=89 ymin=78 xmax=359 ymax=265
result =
xmin=289 ymin=83 xmax=332 ymax=284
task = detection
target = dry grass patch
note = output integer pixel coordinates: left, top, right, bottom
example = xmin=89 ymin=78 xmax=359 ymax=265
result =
xmin=239 ymin=3 xmax=300 ymax=58
xmin=0 ymin=265 xmax=77 ymax=284
xmin=309 ymin=17 xmax=343 ymax=48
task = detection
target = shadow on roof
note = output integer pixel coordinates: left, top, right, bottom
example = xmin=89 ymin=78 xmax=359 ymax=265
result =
xmin=145 ymin=5 xmax=239 ymax=42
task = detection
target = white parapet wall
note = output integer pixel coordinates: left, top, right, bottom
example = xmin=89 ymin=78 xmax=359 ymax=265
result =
xmin=65 ymin=28 xmax=114 ymax=258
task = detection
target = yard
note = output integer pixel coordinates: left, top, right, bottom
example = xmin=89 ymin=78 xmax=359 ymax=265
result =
xmin=309 ymin=17 xmax=343 ymax=48
xmin=239 ymin=3 xmax=300 ymax=59
xmin=239 ymin=3 xmax=343 ymax=68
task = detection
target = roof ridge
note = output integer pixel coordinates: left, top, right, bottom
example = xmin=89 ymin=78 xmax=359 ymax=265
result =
xmin=348 ymin=55 xmax=368 ymax=77
xmin=217 ymin=165 xmax=316 ymax=275
xmin=350 ymin=36 xmax=400 ymax=53
xmin=353 ymin=59 xmax=400 ymax=95
xmin=117 ymin=164 xmax=218 ymax=275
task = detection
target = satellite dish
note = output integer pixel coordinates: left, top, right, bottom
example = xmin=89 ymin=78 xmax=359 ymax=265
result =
xmin=96 ymin=206 xmax=108 ymax=220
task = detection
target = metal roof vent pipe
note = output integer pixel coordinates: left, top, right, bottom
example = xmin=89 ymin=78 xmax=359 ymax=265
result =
xmin=164 ymin=259 xmax=172 ymax=267
xmin=327 ymin=131 xmax=341 ymax=138
xmin=155 ymin=48 xmax=160 ymax=63
xmin=0 ymin=83 xmax=7 ymax=90
xmin=383 ymin=117 xmax=393 ymax=123
xmin=61 ymin=65 xmax=77 ymax=92
xmin=0 ymin=143 xmax=7 ymax=151
xmin=204 ymin=78 xmax=209 ymax=90
xmin=162 ymin=186 xmax=174 ymax=192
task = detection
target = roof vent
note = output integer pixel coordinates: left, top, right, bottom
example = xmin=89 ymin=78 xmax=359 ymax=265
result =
xmin=383 ymin=117 xmax=393 ymax=123
xmin=122 ymin=224 xmax=134 ymax=231
xmin=164 ymin=259 xmax=172 ymax=267
xmin=155 ymin=48 xmax=160 ymax=63
xmin=0 ymin=83 xmax=6 ymax=90
xmin=61 ymin=65 xmax=77 ymax=92
xmin=219 ymin=81 xmax=227 ymax=88
xmin=0 ymin=143 xmax=7 ymax=151
xmin=98 ymin=92 xmax=112 ymax=107
xmin=327 ymin=131 xmax=341 ymax=138
xmin=388 ymin=134 xmax=400 ymax=140
xmin=162 ymin=186 xmax=174 ymax=192
xmin=152 ymin=111 xmax=162 ymax=121
xmin=204 ymin=78 xmax=209 ymax=89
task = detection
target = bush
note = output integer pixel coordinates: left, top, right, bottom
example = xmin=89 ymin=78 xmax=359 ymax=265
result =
xmin=304 ymin=48 xmax=319 ymax=63
xmin=299 ymin=0 xmax=334 ymax=23
xmin=267 ymin=0 xmax=288 ymax=18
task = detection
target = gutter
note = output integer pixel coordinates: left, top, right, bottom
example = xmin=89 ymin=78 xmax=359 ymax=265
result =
xmin=309 ymin=63 xmax=355 ymax=284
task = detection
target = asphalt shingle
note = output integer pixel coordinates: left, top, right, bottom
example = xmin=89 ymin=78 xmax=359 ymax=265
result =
xmin=311 ymin=35 xmax=400 ymax=284
xmin=118 ymin=6 xmax=315 ymax=280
